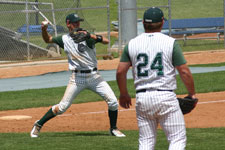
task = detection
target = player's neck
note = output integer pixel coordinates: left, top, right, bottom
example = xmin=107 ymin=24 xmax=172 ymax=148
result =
xmin=145 ymin=29 xmax=161 ymax=33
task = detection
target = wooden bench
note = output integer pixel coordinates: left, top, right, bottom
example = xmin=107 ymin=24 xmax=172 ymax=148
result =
xmin=162 ymin=17 xmax=224 ymax=45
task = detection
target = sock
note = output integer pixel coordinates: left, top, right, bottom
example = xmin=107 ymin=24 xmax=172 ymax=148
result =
xmin=37 ymin=108 xmax=56 ymax=126
xmin=108 ymin=109 xmax=118 ymax=129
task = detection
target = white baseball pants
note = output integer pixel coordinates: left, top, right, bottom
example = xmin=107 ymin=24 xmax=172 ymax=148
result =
xmin=136 ymin=90 xmax=186 ymax=150
xmin=53 ymin=71 xmax=118 ymax=115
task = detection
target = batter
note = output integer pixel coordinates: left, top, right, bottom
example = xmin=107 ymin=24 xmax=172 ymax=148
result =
xmin=30 ymin=13 xmax=125 ymax=138
xmin=116 ymin=7 xmax=197 ymax=150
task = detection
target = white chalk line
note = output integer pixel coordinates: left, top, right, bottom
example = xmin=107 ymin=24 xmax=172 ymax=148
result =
xmin=198 ymin=99 xmax=225 ymax=104
xmin=58 ymin=109 xmax=135 ymax=117
xmin=58 ymin=99 xmax=225 ymax=117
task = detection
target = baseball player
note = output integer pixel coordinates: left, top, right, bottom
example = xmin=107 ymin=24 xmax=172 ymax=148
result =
xmin=116 ymin=7 xmax=197 ymax=150
xmin=30 ymin=13 xmax=125 ymax=138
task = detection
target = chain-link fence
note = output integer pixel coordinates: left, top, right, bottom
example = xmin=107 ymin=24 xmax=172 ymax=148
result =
xmin=0 ymin=1 xmax=56 ymax=62
xmin=0 ymin=0 xmax=224 ymax=63
xmin=114 ymin=0 xmax=171 ymax=52
xmin=0 ymin=0 xmax=110 ymax=63
xmin=114 ymin=0 xmax=224 ymax=52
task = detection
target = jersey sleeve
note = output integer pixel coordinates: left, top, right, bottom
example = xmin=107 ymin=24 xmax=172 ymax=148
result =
xmin=52 ymin=35 xmax=64 ymax=49
xmin=86 ymin=38 xmax=96 ymax=49
xmin=172 ymin=41 xmax=187 ymax=66
xmin=120 ymin=44 xmax=131 ymax=62
xmin=85 ymin=32 xmax=97 ymax=49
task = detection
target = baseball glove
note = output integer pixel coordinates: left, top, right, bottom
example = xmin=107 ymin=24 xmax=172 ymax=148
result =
xmin=177 ymin=96 xmax=198 ymax=114
xmin=69 ymin=28 xmax=91 ymax=43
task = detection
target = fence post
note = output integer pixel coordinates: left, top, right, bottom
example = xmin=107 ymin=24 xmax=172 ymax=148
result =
xmin=25 ymin=0 xmax=30 ymax=61
xmin=120 ymin=0 xmax=137 ymax=45
xmin=50 ymin=3 xmax=60 ymax=54
xmin=118 ymin=0 xmax=122 ymax=54
xmin=107 ymin=0 xmax=111 ymax=55
xmin=168 ymin=0 xmax=171 ymax=37
xmin=224 ymin=0 xmax=225 ymax=48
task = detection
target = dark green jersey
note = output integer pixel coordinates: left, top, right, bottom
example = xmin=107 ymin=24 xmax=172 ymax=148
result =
xmin=52 ymin=35 xmax=96 ymax=49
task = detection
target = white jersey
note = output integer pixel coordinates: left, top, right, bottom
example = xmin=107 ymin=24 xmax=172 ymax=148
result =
xmin=62 ymin=34 xmax=97 ymax=71
xmin=128 ymin=32 xmax=176 ymax=91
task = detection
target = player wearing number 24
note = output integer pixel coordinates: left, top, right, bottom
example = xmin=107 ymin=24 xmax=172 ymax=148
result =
xmin=116 ymin=7 xmax=197 ymax=150
xmin=30 ymin=13 xmax=125 ymax=138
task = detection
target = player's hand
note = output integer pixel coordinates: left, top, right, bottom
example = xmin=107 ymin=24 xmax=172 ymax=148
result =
xmin=187 ymin=94 xmax=197 ymax=99
xmin=41 ymin=20 xmax=49 ymax=30
xmin=119 ymin=94 xmax=132 ymax=109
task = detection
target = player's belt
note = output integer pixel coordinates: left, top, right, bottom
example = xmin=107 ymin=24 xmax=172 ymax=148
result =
xmin=73 ymin=67 xmax=97 ymax=73
xmin=136 ymin=89 xmax=173 ymax=93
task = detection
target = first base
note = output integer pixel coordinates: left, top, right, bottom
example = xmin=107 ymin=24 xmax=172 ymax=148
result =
xmin=0 ymin=115 xmax=32 ymax=120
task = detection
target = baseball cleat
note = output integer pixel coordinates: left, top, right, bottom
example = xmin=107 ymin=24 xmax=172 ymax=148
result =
xmin=110 ymin=128 xmax=126 ymax=137
xmin=30 ymin=120 xmax=42 ymax=138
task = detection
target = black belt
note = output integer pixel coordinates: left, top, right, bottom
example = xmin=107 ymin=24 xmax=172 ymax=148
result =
xmin=136 ymin=89 xmax=173 ymax=94
xmin=73 ymin=67 xmax=97 ymax=73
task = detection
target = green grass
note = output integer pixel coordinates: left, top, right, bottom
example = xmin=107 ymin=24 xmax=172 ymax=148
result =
xmin=1 ymin=70 xmax=225 ymax=111
xmin=175 ymin=71 xmax=225 ymax=94
xmin=178 ymin=40 xmax=224 ymax=52
xmin=171 ymin=0 xmax=223 ymax=19
xmin=0 ymin=128 xmax=225 ymax=150
xmin=0 ymin=130 xmax=138 ymax=150
xmin=190 ymin=62 xmax=225 ymax=67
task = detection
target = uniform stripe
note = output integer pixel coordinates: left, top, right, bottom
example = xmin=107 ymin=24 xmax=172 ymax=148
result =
xmin=128 ymin=32 xmax=176 ymax=91
xmin=128 ymin=32 xmax=186 ymax=150
xmin=62 ymin=34 xmax=97 ymax=71
xmin=135 ymin=91 xmax=186 ymax=150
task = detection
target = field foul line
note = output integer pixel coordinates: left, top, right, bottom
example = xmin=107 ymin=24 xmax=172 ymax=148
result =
xmin=58 ymin=109 xmax=135 ymax=117
xmin=58 ymin=99 xmax=225 ymax=117
xmin=198 ymin=99 xmax=225 ymax=104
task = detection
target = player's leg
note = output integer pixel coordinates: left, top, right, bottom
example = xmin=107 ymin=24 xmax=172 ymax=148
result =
xmin=94 ymin=80 xmax=123 ymax=136
xmin=137 ymin=116 xmax=158 ymax=150
xmin=31 ymin=73 xmax=84 ymax=137
xmin=88 ymin=75 xmax=125 ymax=137
xmin=136 ymin=97 xmax=158 ymax=150
xmin=40 ymin=82 xmax=84 ymax=122
xmin=159 ymin=107 xmax=186 ymax=150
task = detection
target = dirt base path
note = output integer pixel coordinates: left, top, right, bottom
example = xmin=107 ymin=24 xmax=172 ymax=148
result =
xmin=0 ymin=91 xmax=225 ymax=133
xmin=0 ymin=49 xmax=225 ymax=133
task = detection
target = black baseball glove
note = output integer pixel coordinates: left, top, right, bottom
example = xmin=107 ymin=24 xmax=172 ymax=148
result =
xmin=177 ymin=96 xmax=198 ymax=114
xmin=69 ymin=28 xmax=91 ymax=43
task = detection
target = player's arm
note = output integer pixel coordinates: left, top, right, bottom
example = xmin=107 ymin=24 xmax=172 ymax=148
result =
xmin=176 ymin=64 xmax=196 ymax=99
xmin=117 ymin=62 xmax=131 ymax=95
xmin=90 ymin=34 xmax=109 ymax=44
xmin=41 ymin=21 xmax=53 ymax=43
xmin=173 ymin=41 xmax=196 ymax=99
xmin=116 ymin=45 xmax=132 ymax=109
xmin=86 ymin=34 xmax=109 ymax=49
xmin=41 ymin=21 xmax=64 ymax=49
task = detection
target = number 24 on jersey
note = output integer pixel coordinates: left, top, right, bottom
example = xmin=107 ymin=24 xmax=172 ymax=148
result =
xmin=137 ymin=52 xmax=164 ymax=77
